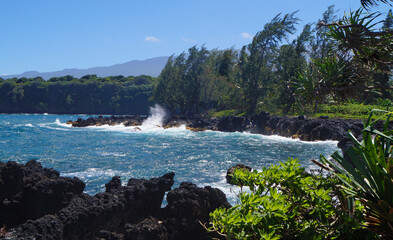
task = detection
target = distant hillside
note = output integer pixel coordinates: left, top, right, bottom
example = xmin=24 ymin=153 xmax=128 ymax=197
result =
xmin=2 ymin=56 xmax=169 ymax=80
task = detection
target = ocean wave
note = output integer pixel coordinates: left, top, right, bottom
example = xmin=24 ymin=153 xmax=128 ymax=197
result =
xmin=99 ymin=151 xmax=127 ymax=157
xmin=62 ymin=168 xmax=123 ymax=180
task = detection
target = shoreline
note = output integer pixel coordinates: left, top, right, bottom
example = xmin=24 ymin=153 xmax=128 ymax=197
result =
xmin=0 ymin=111 xmax=379 ymax=239
xmin=67 ymin=111 xmax=367 ymax=152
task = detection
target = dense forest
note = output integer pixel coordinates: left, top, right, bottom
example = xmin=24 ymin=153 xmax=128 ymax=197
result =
xmin=0 ymin=75 xmax=154 ymax=114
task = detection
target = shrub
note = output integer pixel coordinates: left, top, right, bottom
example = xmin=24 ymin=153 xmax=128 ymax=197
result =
xmin=320 ymin=110 xmax=393 ymax=239
xmin=210 ymin=158 xmax=372 ymax=239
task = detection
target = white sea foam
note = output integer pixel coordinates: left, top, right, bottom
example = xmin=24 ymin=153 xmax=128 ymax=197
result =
xmin=140 ymin=104 xmax=168 ymax=130
xmin=62 ymin=168 xmax=123 ymax=179
xmin=100 ymin=151 xmax=127 ymax=157
xmin=54 ymin=118 xmax=72 ymax=128
xmin=14 ymin=123 xmax=34 ymax=128
xmin=37 ymin=119 xmax=72 ymax=131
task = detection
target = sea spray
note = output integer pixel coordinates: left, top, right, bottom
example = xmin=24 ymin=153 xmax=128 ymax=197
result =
xmin=141 ymin=104 xmax=168 ymax=129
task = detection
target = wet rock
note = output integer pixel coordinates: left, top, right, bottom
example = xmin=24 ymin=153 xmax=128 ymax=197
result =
xmin=217 ymin=116 xmax=248 ymax=132
xmin=71 ymin=115 xmax=146 ymax=127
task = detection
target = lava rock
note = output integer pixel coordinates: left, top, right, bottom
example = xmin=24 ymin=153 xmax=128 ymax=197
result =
xmin=0 ymin=160 xmax=85 ymax=228
xmin=105 ymin=176 xmax=122 ymax=193
xmin=163 ymin=182 xmax=231 ymax=240
xmin=124 ymin=217 xmax=168 ymax=240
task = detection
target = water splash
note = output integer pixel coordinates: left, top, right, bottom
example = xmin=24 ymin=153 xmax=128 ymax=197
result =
xmin=141 ymin=104 xmax=168 ymax=129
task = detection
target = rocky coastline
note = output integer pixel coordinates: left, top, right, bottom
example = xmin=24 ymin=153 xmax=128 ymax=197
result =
xmin=0 ymin=160 xmax=230 ymax=240
xmin=67 ymin=111 xmax=372 ymax=152
xmin=3 ymin=112 xmax=383 ymax=239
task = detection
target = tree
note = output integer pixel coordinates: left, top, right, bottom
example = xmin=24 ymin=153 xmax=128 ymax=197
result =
xmin=238 ymin=12 xmax=299 ymax=114
xmin=199 ymin=49 xmax=236 ymax=114
xmin=361 ymin=0 xmax=393 ymax=8
xmin=184 ymin=45 xmax=209 ymax=115
xmin=276 ymin=24 xmax=312 ymax=113
xmin=310 ymin=5 xmax=337 ymax=60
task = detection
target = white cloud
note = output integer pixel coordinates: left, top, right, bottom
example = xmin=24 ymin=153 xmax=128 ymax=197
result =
xmin=145 ymin=36 xmax=161 ymax=43
xmin=181 ymin=37 xmax=196 ymax=43
xmin=241 ymin=32 xmax=253 ymax=39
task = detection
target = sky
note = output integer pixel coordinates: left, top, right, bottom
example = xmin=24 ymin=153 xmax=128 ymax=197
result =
xmin=0 ymin=0 xmax=391 ymax=75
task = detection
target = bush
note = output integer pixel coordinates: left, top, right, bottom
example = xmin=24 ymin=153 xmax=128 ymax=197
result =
xmin=210 ymin=158 xmax=374 ymax=239
xmin=320 ymin=110 xmax=393 ymax=239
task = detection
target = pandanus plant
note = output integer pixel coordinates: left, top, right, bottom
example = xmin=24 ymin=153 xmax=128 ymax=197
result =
xmin=319 ymin=110 xmax=393 ymax=239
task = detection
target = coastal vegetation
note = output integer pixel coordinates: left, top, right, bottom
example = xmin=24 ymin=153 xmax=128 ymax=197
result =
xmin=208 ymin=1 xmax=393 ymax=239
xmin=151 ymin=6 xmax=393 ymax=117
xmin=211 ymin=110 xmax=393 ymax=239
xmin=0 ymin=75 xmax=154 ymax=114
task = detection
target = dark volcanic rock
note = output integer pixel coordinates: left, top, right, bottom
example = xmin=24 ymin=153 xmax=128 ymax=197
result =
xmin=163 ymin=182 xmax=231 ymax=240
xmin=226 ymin=164 xmax=252 ymax=183
xmin=0 ymin=160 xmax=85 ymax=228
xmin=96 ymin=230 xmax=123 ymax=240
xmin=11 ymin=172 xmax=174 ymax=240
xmin=2 ymin=162 xmax=229 ymax=240
xmin=217 ymin=116 xmax=249 ymax=132
xmin=187 ymin=117 xmax=218 ymax=131
xmin=105 ymin=176 xmax=122 ymax=193
xmin=69 ymin=111 xmax=372 ymax=153
xmin=124 ymin=217 xmax=168 ymax=240
xmin=70 ymin=115 xmax=146 ymax=127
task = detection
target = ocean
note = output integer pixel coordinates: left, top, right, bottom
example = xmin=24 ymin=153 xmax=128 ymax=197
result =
xmin=0 ymin=108 xmax=340 ymax=204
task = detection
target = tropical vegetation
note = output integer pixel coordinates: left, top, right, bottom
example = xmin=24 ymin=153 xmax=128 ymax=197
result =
xmin=152 ymin=5 xmax=393 ymax=117
xmin=0 ymin=75 xmax=154 ymax=114
xmin=208 ymin=1 xmax=393 ymax=239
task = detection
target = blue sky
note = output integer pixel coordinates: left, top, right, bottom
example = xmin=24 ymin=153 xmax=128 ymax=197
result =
xmin=0 ymin=0 xmax=391 ymax=75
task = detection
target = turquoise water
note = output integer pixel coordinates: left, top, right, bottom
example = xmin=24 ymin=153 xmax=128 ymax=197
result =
xmin=0 ymin=113 xmax=340 ymax=204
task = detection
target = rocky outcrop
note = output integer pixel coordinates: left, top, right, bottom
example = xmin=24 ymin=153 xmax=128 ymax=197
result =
xmin=69 ymin=115 xmax=147 ymax=127
xmin=217 ymin=112 xmax=366 ymax=152
xmin=0 ymin=160 xmax=85 ymax=228
xmin=162 ymin=182 xmax=231 ymax=240
xmin=1 ymin=161 xmax=230 ymax=240
xmin=67 ymin=111 xmax=379 ymax=153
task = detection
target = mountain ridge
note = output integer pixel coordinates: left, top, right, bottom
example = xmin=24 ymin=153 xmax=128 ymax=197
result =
xmin=2 ymin=56 xmax=169 ymax=80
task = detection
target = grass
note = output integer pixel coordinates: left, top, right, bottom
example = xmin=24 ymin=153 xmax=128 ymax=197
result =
xmin=301 ymin=103 xmax=391 ymax=120
xmin=209 ymin=109 xmax=243 ymax=118
xmin=210 ymin=102 xmax=392 ymax=121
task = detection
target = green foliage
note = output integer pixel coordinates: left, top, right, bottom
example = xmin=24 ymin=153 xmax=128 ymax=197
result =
xmin=238 ymin=12 xmax=299 ymax=115
xmin=209 ymin=109 xmax=239 ymax=118
xmin=210 ymin=158 xmax=371 ymax=239
xmin=361 ymin=0 xmax=393 ymax=9
xmin=275 ymin=24 xmax=312 ymax=114
xmin=0 ymin=75 xmax=154 ymax=114
xmin=319 ymin=103 xmax=389 ymax=117
xmin=320 ymin=110 xmax=393 ymax=238
xmin=152 ymin=47 xmax=237 ymax=115
xmin=325 ymin=8 xmax=393 ymax=72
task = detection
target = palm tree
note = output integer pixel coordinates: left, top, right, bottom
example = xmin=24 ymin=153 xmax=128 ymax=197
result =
xmin=361 ymin=0 xmax=392 ymax=8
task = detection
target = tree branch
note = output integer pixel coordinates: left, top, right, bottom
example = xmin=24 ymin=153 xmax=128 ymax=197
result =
xmin=318 ymin=21 xmax=393 ymax=37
